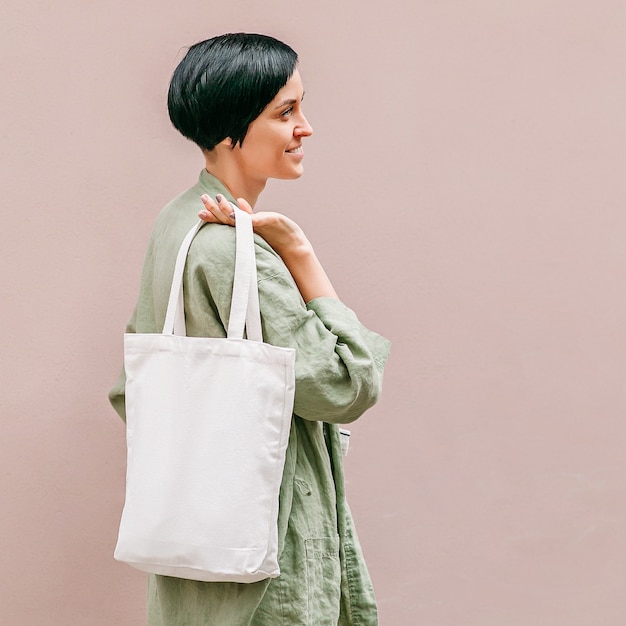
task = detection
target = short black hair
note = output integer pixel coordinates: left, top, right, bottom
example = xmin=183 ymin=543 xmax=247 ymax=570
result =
xmin=167 ymin=33 xmax=298 ymax=151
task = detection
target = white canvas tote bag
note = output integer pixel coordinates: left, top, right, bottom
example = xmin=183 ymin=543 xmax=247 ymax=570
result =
xmin=114 ymin=207 xmax=296 ymax=583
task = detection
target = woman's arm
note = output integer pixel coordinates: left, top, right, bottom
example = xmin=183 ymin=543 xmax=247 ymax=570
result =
xmin=186 ymin=218 xmax=390 ymax=424
xmin=199 ymin=194 xmax=337 ymax=303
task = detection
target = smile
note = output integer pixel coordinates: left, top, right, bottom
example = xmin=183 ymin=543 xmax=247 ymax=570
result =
xmin=285 ymin=146 xmax=303 ymax=154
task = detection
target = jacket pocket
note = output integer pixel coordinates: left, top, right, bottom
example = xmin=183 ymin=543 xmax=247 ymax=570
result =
xmin=305 ymin=536 xmax=341 ymax=626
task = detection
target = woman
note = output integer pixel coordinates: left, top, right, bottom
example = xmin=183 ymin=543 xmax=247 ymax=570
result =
xmin=109 ymin=33 xmax=391 ymax=626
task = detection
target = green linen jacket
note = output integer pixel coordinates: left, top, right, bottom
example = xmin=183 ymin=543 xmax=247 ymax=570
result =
xmin=109 ymin=170 xmax=391 ymax=626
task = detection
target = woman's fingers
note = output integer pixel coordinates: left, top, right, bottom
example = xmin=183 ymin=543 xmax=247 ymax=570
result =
xmin=215 ymin=194 xmax=236 ymax=221
xmin=236 ymin=197 xmax=254 ymax=215
xmin=198 ymin=196 xmax=306 ymax=255
xmin=198 ymin=194 xmax=222 ymax=222
xmin=198 ymin=194 xmax=236 ymax=224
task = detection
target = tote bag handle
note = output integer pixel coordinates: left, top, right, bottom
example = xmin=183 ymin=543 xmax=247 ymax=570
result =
xmin=161 ymin=206 xmax=263 ymax=342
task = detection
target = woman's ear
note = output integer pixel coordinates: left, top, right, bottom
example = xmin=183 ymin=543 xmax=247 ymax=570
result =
xmin=205 ymin=139 xmax=235 ymax=165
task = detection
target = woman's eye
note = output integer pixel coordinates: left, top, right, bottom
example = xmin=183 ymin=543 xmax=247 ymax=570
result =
xmin=280 ymin=107 xmax=293 ymax=118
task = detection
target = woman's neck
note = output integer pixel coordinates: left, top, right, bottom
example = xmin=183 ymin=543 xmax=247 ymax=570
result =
xmin=203 ymin=151 xmax=265 ymax=208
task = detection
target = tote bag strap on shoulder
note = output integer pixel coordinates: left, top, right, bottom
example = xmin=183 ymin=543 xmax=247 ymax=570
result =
xmin=161 ymin=206 xmax=263 ymax=342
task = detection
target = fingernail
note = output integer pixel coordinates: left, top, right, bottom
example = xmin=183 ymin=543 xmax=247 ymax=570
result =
xmin=229 ymin=213 xmax=235 ymax=220
xmin=216 ymin=194 xmax=223 ymax=203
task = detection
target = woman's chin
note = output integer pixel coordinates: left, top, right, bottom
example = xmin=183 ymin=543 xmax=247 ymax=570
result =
xmin=273 ymin=168 xmax=305 ymax=181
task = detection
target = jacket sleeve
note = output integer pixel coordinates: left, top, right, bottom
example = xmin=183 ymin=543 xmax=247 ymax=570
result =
xmin=280 ymin=295 xmax=390 ymax=423
xmin=187 ymin=225 xmax=391 ymax=425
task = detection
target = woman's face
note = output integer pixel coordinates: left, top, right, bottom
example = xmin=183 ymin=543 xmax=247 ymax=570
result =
xmin=233 ymin=69 xmax=313 ymax=183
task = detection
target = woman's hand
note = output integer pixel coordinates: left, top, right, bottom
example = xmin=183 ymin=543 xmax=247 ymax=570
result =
xmin=199 ymin=194 xmax=308 ymax=257
xmin=199 ymin=194 xmax=337 ymax=302
xmin=199 ymin=193 xmax=246 ymax=226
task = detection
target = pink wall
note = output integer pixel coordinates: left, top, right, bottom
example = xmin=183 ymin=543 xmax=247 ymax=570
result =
xmin=2 ymin=1 xmax=626 ymax=624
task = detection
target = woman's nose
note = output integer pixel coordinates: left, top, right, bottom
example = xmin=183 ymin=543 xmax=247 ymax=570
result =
xmin=296 ymin=114 xmax=313 ymax=137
